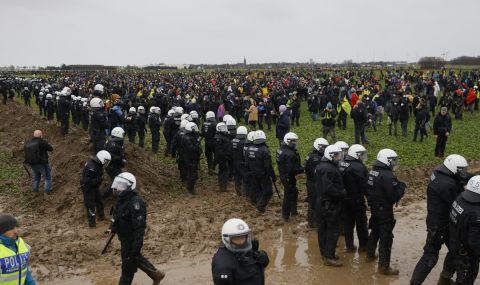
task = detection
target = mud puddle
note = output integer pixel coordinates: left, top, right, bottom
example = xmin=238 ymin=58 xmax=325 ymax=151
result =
xmin=46 ymin=201 xmax=478 ymax=285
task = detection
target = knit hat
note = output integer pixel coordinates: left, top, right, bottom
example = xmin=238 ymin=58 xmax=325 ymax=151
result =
xmin=0 ymin=214 xmax=18 ymax=235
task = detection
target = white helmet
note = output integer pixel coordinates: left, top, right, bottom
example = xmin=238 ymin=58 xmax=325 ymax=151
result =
xmin=71 ymin=95 xmax=76 ymax=100
xmin=443 ymin=154 xmax=468 ymax=175
xmin=153 ymin=107 xmax=160 ymax=115
xmin=223 ymin=114 xmax=233 ymax=123
xmin=324 ymin=145 xmax=342 ymax=162
xmin=175 ymin=106 xmax=184 ymax=115
xmin=206 ymin=111 xmax=215 ymax=120
xmin=216 ymin=122 xmax=228 ymax=133
xmin=348 ymin=144 xmax=367 ymax=162
xmin=253 ymin=130 xmax=266 ymax=145
xmin=283 ymin=132 xmax=299 ymax=146
xmin=181 ymin=114 xmax=192 ymax=122
xmin=81 ymin=97 xmax=88 ymax=103
xmin=237 ymin=126 xmax=248 ymax=136
xmin=167 ymin=109 xmax=175 ymax=117
xmin=246 ymin=131 xmax=255 ymax=143
xmin=221 ymin=218 xmax=252 ymax=253
xmin=24 ymin=87 xmax=29 ymax=91
xmin=129 ymin=107 xmax=136 ymax=114
xmin=313 ymin=138 xmax=329 ymax=151
xmin=149 ymin=106 xmax=156 ymax=113
xmin=59 ymin=90 xmax=67 ymax=96
xmin=112 ymin=172 xmax=136 ymax=197
xmin=189 ymin=111 xmax=199 ymax=119
xmin=39 ymin=92 xmax=44 ymax=96
xmin=94 ymin=84 xmax=104 ymax=94
xmin=180 ymin=119 xmax=189 ymax=129
xmin=111 ymin=127 xmax=125 ymax=139
xmin=465 ymin=175 xmax=480 ymax=196
xmin=64 ymin=87 xmax=72 ymax=96
xmin=226 ymin=118 xmax=236 ymax=130
xmin=377 ymin=149 xmax=399 ymax=170
xmin=46 ymin=94 xmax=53 ymax=99
xmin=185 ymin=122 xmax=199 ymax=133
xmin=334 ymin=141 xmax=349 ymax=151
xmin=137 ymin=106 xmax=145 ymax=113
xmin=279 ymin=105 xmax=287 ymax=113
xmin=90 ymin=97 xmax=104 ymax=108
xmin=96 ymin=150 xmax=111 ymax=166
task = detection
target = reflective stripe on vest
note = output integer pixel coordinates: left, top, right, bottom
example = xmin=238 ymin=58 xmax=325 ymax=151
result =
xmin=0 ymin=237 xmax=30 ymax=285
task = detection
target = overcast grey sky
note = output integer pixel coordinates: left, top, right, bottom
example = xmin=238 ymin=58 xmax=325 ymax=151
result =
xmin=0 ymin=0 xmax=478 ymax=66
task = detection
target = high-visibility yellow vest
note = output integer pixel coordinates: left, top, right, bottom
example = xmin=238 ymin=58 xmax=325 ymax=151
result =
xmin=0 ymin=238 xmax=30 ymax=285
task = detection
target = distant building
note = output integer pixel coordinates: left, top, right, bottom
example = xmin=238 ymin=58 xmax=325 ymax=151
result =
xmin=244 ymin=57 xmax=247 ymax=66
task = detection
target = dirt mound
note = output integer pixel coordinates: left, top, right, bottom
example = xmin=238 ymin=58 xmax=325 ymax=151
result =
xmin=0 ymin=100 xmax=450 ymax=282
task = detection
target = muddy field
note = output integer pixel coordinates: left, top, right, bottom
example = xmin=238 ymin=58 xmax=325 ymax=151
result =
xmin=0 ymin=101 xmax=479 ymax=284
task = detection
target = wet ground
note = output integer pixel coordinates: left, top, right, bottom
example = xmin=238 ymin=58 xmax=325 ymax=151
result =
xmin=45 ymin=201 xmax=475 ymax=285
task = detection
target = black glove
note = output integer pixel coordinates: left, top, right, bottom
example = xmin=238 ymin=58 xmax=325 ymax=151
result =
xmin=256 ymin=250 xmax=269 ymax=267
xmin=252 ymin=239 xmax=259 ymax=251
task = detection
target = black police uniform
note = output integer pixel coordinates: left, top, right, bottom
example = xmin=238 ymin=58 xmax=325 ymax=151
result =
xmin=212 ymin=242 xmax=269 ymax=285
xmin=231 ymin=136 xmax=246 ymax=195
xmin=57 ymin=96 xmax=70 ymax=136
xmin=202 ymin=120 xmax=217 ymax=172
xmin=449 ymin=191 xmax=480 ymax=285
xmin=181 ymin=131 xmax=201 ymax=194
xmin=366 ymin=160 xmax=406 ymax=270
xmin=45 ymin=97 xmax=55 ymax=120
xmin=411 ymin=164 xmax=465 ymax=284
xmin=80 ymin=103 xmax=89 ymax=131
xmin=136 ymin=113 xmax=148 ymax=148
xmin=215 ymin=132 xmax=232 ymax=191
xmin=90 ymin=109 xmax=110 ymax=154
xmin=304 ymin=149 xmax=323 ymax=227
xmin=171 ymin=128 xmax=186 ymax=181
xmin=105 ymin=138 xmax=125 ymax=180
xmin=433 ymin=112 xmax=452 ymax=157
xmin=110 ymin=191 xmax=163 ymax=285
xmin=338 ymin=155 xmax=369 ymax=250
xmin=242 ymin=141 xmax=255 ymax=203
xmin=80 ymin=157 xmax=105 ymax=227
xmin=162 ymin=116 xmax=175 ymax=156
xmin=148 ymin=112 xmax=161 ymax=153
xmin=245 ymin=143 xmax=276 ymax=213
xmin=276 ymin=143 xmax=303 ymax=220
xmin=314 ymin=158 xmax=346 ymax=260
xmin=125 ymin=112 xmax=137 ymax=144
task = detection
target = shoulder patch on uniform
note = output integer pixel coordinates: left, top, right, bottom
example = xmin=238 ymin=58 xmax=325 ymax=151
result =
xmin=133 ymin=202 xmax=141 ymax=210
xmin=369 ymin=170 xmax=379 ymax=176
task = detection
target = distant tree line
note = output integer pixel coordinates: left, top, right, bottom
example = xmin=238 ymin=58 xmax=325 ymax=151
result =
xmin=418 ymin=56 xmax=480 ymax=69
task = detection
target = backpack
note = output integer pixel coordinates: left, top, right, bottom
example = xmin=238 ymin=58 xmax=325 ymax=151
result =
xmin=24 ymin=139 xmax=41 ymax=164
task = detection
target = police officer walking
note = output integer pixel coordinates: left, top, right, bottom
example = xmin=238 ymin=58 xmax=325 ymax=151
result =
xmin=90 ymin=97 xmax=110 ymax=154
xmin=108 ymin=172 xmax=165 ymax=285
xmin=304 ymin=138 xmax=329 ymax=228
xmin=366 ymin=148 xmax=406 ymax=275
xmin=181 ymin=122 xmax=201 ymax=194
xmin=245 ymin=131 xmax=276 ymax=214
xmin=449 ymin=175 xmax=480 ymax=285
xmin=338 ymin=144 xmax=369 ymax=252
xmin=410 ymin=154 xmax=469 ymax=285
xmin=231 ymin=126 xmax=247 ymax=196
xmin=212 ymin=218 xmax=269 ymax=285
xmin=214 ymin=122 xmax=232 ymax=192
xmin=202 ymin=111 xmax=217 ymax=175
xmin=148 ymin=107 xmax=161 ymax=153
xmin=315 ymin=145 xmax=346 ymax=266
xmin=57 ymin=89 xmax=71 ymax=136
xmin=136 ymin=106 xmax=148 ymax=148
xmin=80 ymin=150 xmax=111 ymax=228
xmin=105 ymin=127 xmax=126 ymax=181
xmin=276 ymin=132 xmax=304 ymax=222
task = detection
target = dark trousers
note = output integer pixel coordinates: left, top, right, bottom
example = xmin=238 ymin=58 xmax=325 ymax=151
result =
xmin=411 ymin=227 xmax=454 ymax=284
xmin=138 ymin=131 xmax=145 ymax=148
xmin=185 ymin=161 xmax=199 ymax=194
xmin=389 ymin=119 xmax=398 ymax=136
xmin=243 ymin=172 xmax=255 ymax=203
xmin=217 ymin=160 xmax=229 ymax=189
xmin=337 ymin=113 xmax=347 ymax=130
xmin=127 ymin=130 xmax=136 ymax=144
xmin=366 ymin=213 xmax=395 ymax=268
xmin=316 ymin=199 xmax=341 ymax=259
xmin=151 ymin=131 xmax=159 ymax=153
xmin=413 ymin=123 xmax=427 ymax=142
xmin=177 ymin=155 xmax=186 ymax=181
xmin=2 ymin=94 xmax=7 ymax=105
xmin=452 ymin=253 xmax=479 ymax=285
xmin=118 ymin=238 xmax=159 ymax=285
xmin=205 ymin=141 xmax=215 ymax=170
xmin=400 ymin=120 xmax=408 ymax=136
xmin=291 ymin=112 xmax=300 ymax=127
xmin=343 ymin=197 xmax=368 ymax=248
xmin=82 ymin=186 xmax=104 ymax=226
xmin=306 ymin=181 xmax=316 ymax=227
xmin=233 ymin=162 xmax=244 ymax=195
xmin=354 ymin=125 xmax=368 ymax=144
xmin=435 ymin=134 xmax=448 ymax=157
xmin=265 ymin=115 xmax=272 ymax=130
xmin=91 ymin=132 xmax=106 ymax=154
xmin=252 ymin=176 xmax=273 ymax=212
xmin=281 ymin=178 xmax=298 ymax=219
xmin=60 ymin=114 xmax=69 ymax=136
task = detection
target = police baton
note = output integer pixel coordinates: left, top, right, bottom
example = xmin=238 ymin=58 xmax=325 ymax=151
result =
xmin=101 ymin=233 xmax=115 ymax=255
xmin=22 ymin=163 xmax=31 ymax=178
xmin=272 ymin=181 xmax=282 ymax=200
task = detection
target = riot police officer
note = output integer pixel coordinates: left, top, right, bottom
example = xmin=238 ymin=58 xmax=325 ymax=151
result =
xmin=245 ymin=130 xmax=276 ymax=214
xmin=108 ymin=172 xmax=165 ymax=285
xmin=276 ymin=132 xmax=304 ymax=221
xmin=80 ymin=150 xmax=111 ymax=227
xmin=125 ymin=107 xmax=137 ymax=144
xmin=105 ymin=127 xmax=126 ymax=181
xmin=214 ymin=122 xmax=232 ymax=192
xmin=136 ymin=106 xmax=148 ymax=148
xmin=148 ymin=107 xmax=161 ymax=153
xmin=411 ymin=154 xmax=469 ymax=285
xmin=243 ymin=131 xmax=256 ymax=203
xmin=162 ymin=109 xmax=177 ymax=157
xmin=366 ymin=148 xmax=406 ymax=275
xmin=315 ymin=145 xmax=346 ymax=266
xmin=338 ymin=144 xmax=369 ymax=252
xmin=212 ymin=218 xmax=269 ymax=285
xmin=90 ymin=97 xmax=110 ymax=154
xmin=231 ymin=126 xmax=247 ymax=196
xmin=181 ymin=122 xmax=201 ymax=194
xmin=449 ymin=175 xmax=480 ymax=285
xmin=304 ymin=138 xmax=329 ymax=228
xmin=202 ymin=111 xmax=217 ymax=174
xmin=57 ymin=89 xmax=71 ymax=136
